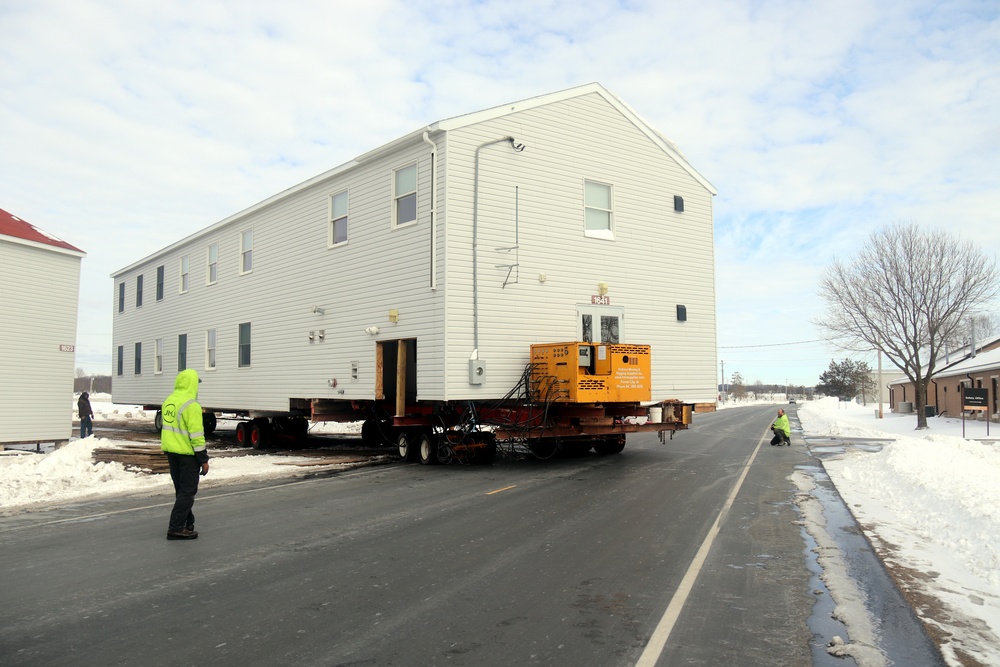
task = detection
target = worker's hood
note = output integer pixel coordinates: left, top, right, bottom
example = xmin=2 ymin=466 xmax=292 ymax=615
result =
xmin=173 ymin=368 xmax=200 ymax=397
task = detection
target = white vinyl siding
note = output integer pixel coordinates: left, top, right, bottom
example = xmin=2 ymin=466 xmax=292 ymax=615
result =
xmin=0 ymin=240 xmax=82 ymax=443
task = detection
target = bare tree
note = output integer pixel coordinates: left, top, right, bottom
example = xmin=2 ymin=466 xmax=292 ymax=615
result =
xmin=730 ymin=371 xmax=747 ymax=402
xmin=816 ymin=222 xmax=1000 ymax=428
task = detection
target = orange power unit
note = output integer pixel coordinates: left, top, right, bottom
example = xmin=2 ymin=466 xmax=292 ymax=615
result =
xmin=530 ymin=342 xmax=652 ymax=403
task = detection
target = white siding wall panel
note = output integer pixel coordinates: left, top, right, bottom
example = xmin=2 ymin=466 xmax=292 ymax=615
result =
xmin=440 ymin=93 xmax=717 ymax=403
xmin=0 ymin=241 xmax=81 ymax=443
xmin=113 ymin=143 xmax=447 ymax=410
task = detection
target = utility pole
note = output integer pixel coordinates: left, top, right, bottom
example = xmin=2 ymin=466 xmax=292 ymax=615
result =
xmin=877 ymin=349 xmax=883 ymax=419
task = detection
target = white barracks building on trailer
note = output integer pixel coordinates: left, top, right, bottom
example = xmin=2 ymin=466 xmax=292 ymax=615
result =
xmin=111 ymin=83 xmax=718 ymax=455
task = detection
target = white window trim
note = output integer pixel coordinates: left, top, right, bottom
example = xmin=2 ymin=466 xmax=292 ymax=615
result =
xmin=392 ymin=162 xmax=418 ymax=229
xmin=179 ymin=255 xmax=189 ymax=294
xmin=240 ymin=228 xmax=253 ymax=275
xmin=207 ymin=243 xmax=218 ymax=286
xmin=205 ymin=328 xmax=217 ymax=371
xmin=238 ymin=322 xmax=251 ymax=368
xmin=154 ymin=338 xmax=163 ymax=375
xmin=329 ymin=190 xmax=349 ymax=247
xmin=583 ymin=179 xmax=615 ymax=241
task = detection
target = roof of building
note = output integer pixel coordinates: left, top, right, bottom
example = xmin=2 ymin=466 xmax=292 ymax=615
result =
xmin=0 ymin=207 xmax=84 ymax=256
xmin=933 ymin=345 xmax=1000 ymax=377
xmin=888 ymin=335 xmax=1000 ymax=384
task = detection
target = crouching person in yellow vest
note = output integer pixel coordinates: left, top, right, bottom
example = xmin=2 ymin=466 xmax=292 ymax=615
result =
xmin=161 ymin=369 xmax=210 ymax=540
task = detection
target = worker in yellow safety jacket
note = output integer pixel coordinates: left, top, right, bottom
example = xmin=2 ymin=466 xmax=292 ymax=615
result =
xmin=161 ymin=368 xmax=210 ymax=540
xmin=770 ymin=409 xmax=791 ymax=446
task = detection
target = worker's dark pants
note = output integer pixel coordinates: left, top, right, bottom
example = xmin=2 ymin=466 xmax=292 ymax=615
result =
xmin=166 ymin=453 xmax=200 ymax=531
xmin=80 ymin=416 xmax=93 ymax=439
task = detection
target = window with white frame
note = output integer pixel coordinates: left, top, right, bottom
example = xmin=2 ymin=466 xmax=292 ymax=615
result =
xmin=156 ymin=266 xmax=164 ymax=301
xmin=329 ymin=191 xmax=349 ymax=246
xmin=134 ymin=342 xmax=142 ymax=375
xmin=240 ymin=229 xmax=253 ymax=274
xmin=206 ymin=328 xmax=217 ymax=370
xmin=393 ymin=163 xmax=417 ymax=227
xmin=207 ymin=243 xmax=218 ymax=285
xmin=180 ymin=255 xmax=189 ymax=293
xmin=238 ymin=322 xmax=251 ymax=368
xmin=584 ymin=180 xmax=614 ymax=239
xmin=178 ymin=334 xmax=187 ymax=371
xmin=155 ymin=338 xmax=163 ymax=374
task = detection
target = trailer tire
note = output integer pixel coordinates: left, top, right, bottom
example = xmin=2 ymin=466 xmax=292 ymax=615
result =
xmin=292 ymin=417 xmax=309 ymax=441
xmin=235 ymin=421 xmax=249 ymax=446
xmin=250 ymin=420 xmax=270 ymax=449
xmin=528 ymin=439 xmax=558 ymax=460
xmin=397 ymin=431 xmax=417 ymax=462
xmin=154 ymin=411 xmax=163 ymax=432
xmin=362 ymin=419 xmax=389 ymax=447
xmin=418 ymin=432 xmax=438 ymax=465
xmin=477 ymin=441 xmax=497 ymax=464
xmin=594 ymin=435 xmax=626 ymax=455
xmin=203 ymin=412 xmax=217 ymax=436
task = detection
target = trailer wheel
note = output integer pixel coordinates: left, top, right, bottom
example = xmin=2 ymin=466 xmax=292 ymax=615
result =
xmin=418 ymin=432 xmax=438 ymax=465
xmin=154 ymin=411 xmax=163 ymax=432
xmin=292 ymin=417 xmax=309 ymax=441
xmin=235 ymin=421 xmax=249 ymax=446
xmin=477 ymin=441 xmax=497 ymax=464
xmin=528 ymin=439 xmax=558 ymax=460
xmin=203 ymin=412 xmax=217 ymax=436
xmin=594 ymin=435 xmax=626 ymax=455
xmin=250 ymin=420 xmax=270 ymax=449
xmin=361 ymin=419 xmax=386 ymax=447
xmin=397 ymin=431 xmax=417 ymax=462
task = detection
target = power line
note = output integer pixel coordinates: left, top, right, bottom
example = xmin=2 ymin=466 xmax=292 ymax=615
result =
xmin=718 ymin=339 xmax=824 ymax=349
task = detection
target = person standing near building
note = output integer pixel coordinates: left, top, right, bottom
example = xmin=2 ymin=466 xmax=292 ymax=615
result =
xmin=770 ymin=408 xmax=791 ymax=446
xmin=161 ymin=369 xmax=210 ymax=540
xmin=77 ymin=391 xmax=94 ymax=439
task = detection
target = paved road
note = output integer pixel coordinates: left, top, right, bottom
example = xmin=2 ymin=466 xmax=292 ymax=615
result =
xmin=0 ymin=406 xmax=935 ymax=666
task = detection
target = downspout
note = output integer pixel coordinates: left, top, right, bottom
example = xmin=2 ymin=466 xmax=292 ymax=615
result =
xmin=422 ymin=132 xmax=438 ymax=290
xmin=471 ymin=136 xmax=524 ymax=358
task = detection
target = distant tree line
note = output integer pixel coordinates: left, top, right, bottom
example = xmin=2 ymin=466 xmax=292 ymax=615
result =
xmin=719 ymin=372 xmax=812 ymax=402
xmin=74 ymin=370 xmax=112 ymax=394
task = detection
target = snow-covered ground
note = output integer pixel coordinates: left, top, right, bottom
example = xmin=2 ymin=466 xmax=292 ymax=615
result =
xmin=3 ymin=394 xmax=998 ymax=664
xmin=0 ymin=394 xmax=366 ymax=512
xmin=796 ymin=397 xmax=1000 ymax=667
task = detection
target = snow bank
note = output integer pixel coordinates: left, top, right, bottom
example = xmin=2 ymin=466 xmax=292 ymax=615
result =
xmin=0 ymin=436 xmax=320 ymax=513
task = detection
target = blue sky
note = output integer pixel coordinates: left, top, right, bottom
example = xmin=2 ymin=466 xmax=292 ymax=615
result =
xmin=2 ymin=0 xmax=998 ymax=386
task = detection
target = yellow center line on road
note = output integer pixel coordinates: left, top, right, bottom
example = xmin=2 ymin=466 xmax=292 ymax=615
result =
xmin=486 ymin=485 xmax=517 ymax=495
